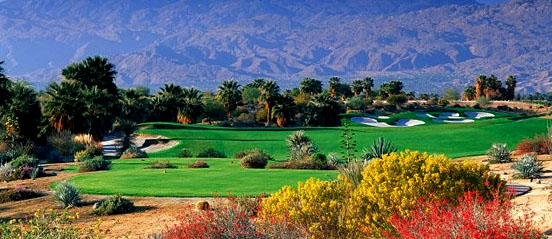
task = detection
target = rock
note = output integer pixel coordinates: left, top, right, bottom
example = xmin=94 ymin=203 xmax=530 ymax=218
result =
xmin=93 ymin=201 xmax=102 ymax=210
xmin=196 ymin=201 xmax=210 ymax=211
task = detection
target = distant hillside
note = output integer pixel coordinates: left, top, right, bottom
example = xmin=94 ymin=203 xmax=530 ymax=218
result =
xmin=0 ymin=0 xmax=551 ymax=93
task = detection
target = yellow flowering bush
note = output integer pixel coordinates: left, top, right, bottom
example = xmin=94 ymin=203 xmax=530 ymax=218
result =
xmin=263 ymin=151 xmax=504 ymax=238
xmin=261 ymin=178 xmax=360 ymax=239
xmin=0 ymin=209 xmax=106 ymax=239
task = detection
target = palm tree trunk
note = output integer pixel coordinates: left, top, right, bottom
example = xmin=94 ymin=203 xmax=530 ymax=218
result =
xmin=265 ymin=103 xmax=271 ymax=125
xmin=227 ymin=111 xmax=231 ymax=121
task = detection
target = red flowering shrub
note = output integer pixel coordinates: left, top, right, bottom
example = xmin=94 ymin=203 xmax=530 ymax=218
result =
xmin=389 ymin=191 xmax=542 ymax=239
xmin=516 ymin=135 xmax=550 ymax=155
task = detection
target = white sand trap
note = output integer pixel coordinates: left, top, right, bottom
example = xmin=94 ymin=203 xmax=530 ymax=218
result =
xmin=395 ymin=119 xmax=425 ymax=127
xmin=438 ymin=112 xmax=464 ymax=119
xmin=351 ymin=117 xmax=425 ymax=127
xmin=465 ymin=112 xmax=495 ymax=119
xmin=416 ymin=113 xmax=436 ymax=118
xmin=351 ymin=117 xmax=393 ymax=127
xmin=432 ymin=118 xmax=475 ymax=124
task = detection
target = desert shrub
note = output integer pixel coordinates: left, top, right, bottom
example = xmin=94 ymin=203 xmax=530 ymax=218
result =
xmin=54 ymin=180 xmax=80 ymax=208
xmin=287 ymin=130 xmax=318 ymax=162
xmin=255 ymin=108 xmax=268 ymax=123
xmin=269 ymin=160 xmax=336 ymax=170
xmin=338 ymin=160 xmax=368 ymax=187
xmin=362 ymin=137 xmax=398 ymax=160
xmin=0 ymin=163 xmax=14 ymax=181
xmin=476 ymin=96 xmax=490 ymax=107
xmin=92 ymin=195 xmax=135 ymax=216
xmin=178 ymin=148 xmax=193 ymax=158
xmin=162 ymin=197 xmax=263 ymax=239
xmin=196 ymin=147 xmax=226 ymax=158
xmin=387 ymin=94 xmax=408 ymax=108
xmin=79 ymin=157 xmax=111 ymax=172
xmin=145 ymin=160 xmax=177 ymax=169
xmin=0 ymin=187 xmax=43 ymax=203
xmin=487 ymin=143 xmax=512 ymax=163
xmin=511 ymin=154 xmax=543 ymax=180
xmin=516 ymin=135 xmax=550 ymax=154
xmin=240 ymin=150 xmax=271 ymax=169
xmin=427 ymin=97 xmax=438 ymax=105
xmin=352 ymin=151 xmax=504 ymax=234
xmin=47 ymin=130 xmax=77 ymax=156
xmin=346 ymin=96 xmax=366 ymax=111
xmin=261 ymin=178 xmax=357 ymax=239
xmin=389 ymin=191 xmax=542 ymax=239
xmin=0 ymin=210 xmax=106 ymax=238
xmin=437 ymin=98 xmax=449 ymax=106
xmin=187 ymin=160 xmax=210 ymax=168
xmin=74 ymin=149 xmax=94 ymax=162
xmin=9 ymin=155 xmax=39 ymax=168
xmin=120 ymin=146 xmax=147 ymax=159
xmin=195 ymin=201 xmax=210 ymax=210
xmin=233 ymin=149 xmax=252 ymax=159
xmin=72 ymin=133 xmax=95 ymax=146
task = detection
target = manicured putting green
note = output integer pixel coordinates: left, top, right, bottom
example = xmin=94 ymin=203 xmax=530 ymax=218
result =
xmin=68 ymin=158 xmax=337 ymax=197
xmin=141 ymin=112 xmax=547 ymax=159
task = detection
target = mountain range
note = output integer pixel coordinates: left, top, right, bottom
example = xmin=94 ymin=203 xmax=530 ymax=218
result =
xmin=0 ymin=0 xmax=550 ymax=93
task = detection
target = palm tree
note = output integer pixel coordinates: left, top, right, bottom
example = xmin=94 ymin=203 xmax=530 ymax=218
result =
xmin=272 ymin=96 xmax=296 ymax=127
xmin=215 ymin=80 xmax=242 ymax=121
xmin=351 ymin=80 xmax=363 ymax=97
xmin=116 ymin=119 xmax=138 ymax=153
xmin=178 ymin=88 xmax=204 ymax=124
xmin=119 ymin=88 xmax=151 ymax=123
xmin=299 ymin=78 xmax=322 ymax=95
xmin=61 ymin=56 xmax=118 ymax=96
xmin=0 ymin=61 xmax=9 ymax=107
xmin=154 ymin=83 xmax=184 ymax=122
xmin=82 ymin=86 xmax=114 ymax=140
xmin=361 ymin=77 xmax=374 ymax=99
xmin=1 ymin=81 xmax=41 ymax=140
xmin=328 ymin=77 xmax=341 ymax=98
xmin=463 ymin=86 xmax=476 ymax=101
xmin=259 ymin=80 xmax=280 ymax=125
xmin=43 ymin=81 xmax=87 ymax=133
xmin=475 ymin=75 xmax=485 ymax=98
xmin=506 ymin=75 xmax=517 ymax=101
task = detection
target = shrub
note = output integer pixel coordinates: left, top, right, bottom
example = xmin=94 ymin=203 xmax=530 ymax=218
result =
xmin=92 ymin=195 xmax=135 ymax=216
xmin=74 ymin=149 xmax=94 ymax=162
xmin=9 ymin=155 xmax=39 ymax=168
xmin=0 ymin=187 xmax=43 ymax=203
xmin=120 ymin=146 xmax=147 ymax=159
xmin=145 ymin=160 xmax=177 ymax=169
xmin=233 ymin=150 xmax=252 ymax=159
xmin=269 ymin=160 xmax=336 ymax=170
xmin=389 ymin=191 xmax=542 ymax=239
xmin=79 ymin=157 xmax=111 ymax=172
xmin=511 ymin=154 xmax=543 ymax=180
xmin=286 ymin=130 xmax=318 ymax=162
xmin=187 ymin=161 xmax=209 ymax=168
xmin=487 ymin=143 xmax=511 ymax=163
xmin=516 ymin=135 xmax=550 ymax=154
xmin=196 ymin=148 xmax=226 ymax=158
xmin=362 ymin=137 xmax=398 ymax=160
xmin=47 ymin=130 xmax=77 ymax=156
xmin=195 ymin=201 xmax=210 ymax=210
xmin=54 ymin=180 xmax=80 ymax=208
xmin=178 ymin=148 xmax=193 ymax=158
xmin=387 ymin=94 xmax=408 ymax=108
xmin=240 ymin=150 xmax=270 ymax=169
xmin=476 ymin=96 xmax=490 ymax=107
xmin=310 ymin=152 xmax=328 ymax=168
xmin=338 ymin=160 xmax=368 ymax=187
xmin=0 ymin=163 xmax=14 ymax=182
xmin=437 ymin=98 xmax=449 ymax=106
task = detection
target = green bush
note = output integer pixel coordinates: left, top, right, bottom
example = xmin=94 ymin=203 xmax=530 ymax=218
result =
xmin=310 ymin=152 xmax=328 ymax=168
xmin=511 ymin=154 xmax=543 ymax=180
xmin=362 ymin=137 xmax=398 ymax=161
xmin=487 ymin=143 xmax=511 ymax=164
xmin=197 ymin=148 xmax=226 ymax=158
xmin=120 ymin=146 xmax=147 ymax=159
xmin=187 ymin=160 xmax=210 ymax=168
xmin=92 ymin=194 xmax=135 ymax=216
xmin=438 ymin=98 xmax=450 ymax=106
xmin=145 ymin=160 xmax=177 ymax=169
xmin=79 ymin=157 xmax=111 ymax=172
xmin=240 ymin=150 xmax=271 ymax=169
xmin=287 ymin=130 xmax=318 ymax=162
xmin=74 ymin=149 xmax=94 ymax=162
xmin=178 ymin=148 xmax=193 ymax=158
xmin=54 ymin=180 xmax=80 ymax=208
xmin=9 ymin=155 xmax=39 ymax=168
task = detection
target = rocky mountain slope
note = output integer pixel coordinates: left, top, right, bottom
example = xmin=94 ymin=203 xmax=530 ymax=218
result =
xmin=0 ymin=0 xmax=550 ymax=92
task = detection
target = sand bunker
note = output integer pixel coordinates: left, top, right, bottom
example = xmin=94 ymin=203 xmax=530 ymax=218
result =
xmin=351 ymin=117 xmax=425 ymax=127
xmin=438 ymin=112 xmax=464 ymax=119
xmin=416 ymin=113 xmax=436 ymax=118
xmin=465 ymin=111 xmax=495 ymax=119
xmin=368 ymin=115 xmax=390 ymax=119
xmin=432 ymin=118 xmax=475 ymax=124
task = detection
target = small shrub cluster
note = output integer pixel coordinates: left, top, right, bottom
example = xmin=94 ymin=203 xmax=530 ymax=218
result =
xmin=145 ymin=160 xmax=177 ymax=169
xmin=0 ymin=187 xmax=43 ymax=203
xmin=0 ymin=155 xmax=48 ymax=182
xmin=271 ymin=131 xmax=335 ymax=170
xmin=79 ymin=156 xmax=111 ymax=172
xmin=0 ymin=209 xmax=106 ymax=238
xmin=238 ymin=149 xmax=272 ymax=169
xmin=54 ymin=180 xmax=80 ymax=208
xmin=47 ymin=130 xmax=77 ymax=156
xmin=516 ymin=135 xmax=551 ymax=155
xmin=92 ymin=195 xmax=135 ymax=216
xmin=187 ymin=160 xmax=209 ymax=168
xmin=389 ymin=191 xmax=542 ymax=239
xmin=511 ymin=154 xmax=543 ymax=180
xmin=73 ymin=143 xmax=102 ymax=162
xmin=178 ymin=148 xmax=193 ymax=158
xmin=120 ymin=146 xmax=148 ymax=159
xmin=487 ymin=143 xmax=512 ymax=163
xmin=362 ymin=137 xmax=398 ymax=160
xmin=196 ymin=147 xmax=226 ymax=158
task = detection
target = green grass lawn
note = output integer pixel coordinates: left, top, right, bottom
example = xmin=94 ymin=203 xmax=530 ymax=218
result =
xmin=68 ymin=158 xmax=337 ymax=197
xmin=141 ymin=111 xmax=547 ymax=159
